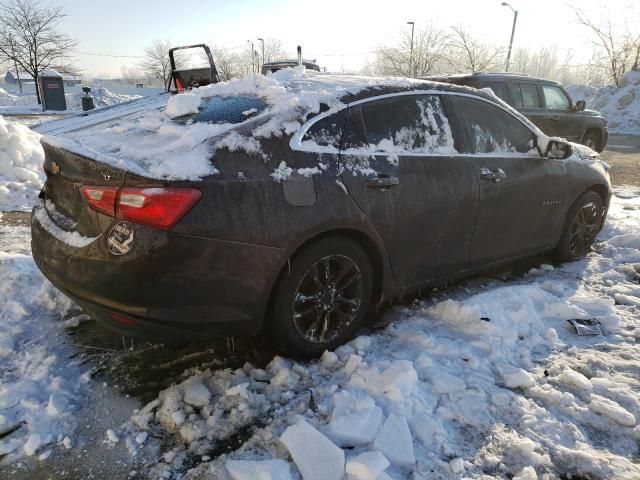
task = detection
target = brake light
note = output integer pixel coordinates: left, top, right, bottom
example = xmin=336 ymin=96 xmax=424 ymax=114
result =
xmin=116 ymin=187 xmax=202 ymax=230
xmin=80 ymin=186 xmax=201 ymax=231
xmin=80 ymin=186 xmax=118 ymax=216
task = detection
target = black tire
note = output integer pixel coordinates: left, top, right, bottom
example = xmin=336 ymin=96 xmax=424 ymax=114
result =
xmin=269 ymin=236 xmax=373 ymax=359
xmin=582 ymin=132 xmax=600 ymax=152
xmin=556 ymin=191 xmax=603 ymax=262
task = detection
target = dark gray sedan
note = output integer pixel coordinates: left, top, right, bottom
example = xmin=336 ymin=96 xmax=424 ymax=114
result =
xmin=31 ymin=76 xmax=611 ymax=358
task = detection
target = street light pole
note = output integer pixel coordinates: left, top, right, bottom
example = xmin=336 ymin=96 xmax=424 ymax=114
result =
xmin=257 ymin=38 xmax=265 ymax=71
xmin=407 ymin=21 xmax=415 ymax=77
xmin=501 ymin=2 xmax=518 ymax=72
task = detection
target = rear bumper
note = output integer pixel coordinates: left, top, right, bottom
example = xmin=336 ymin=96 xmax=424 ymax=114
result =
xmin=31 ymin=207 xmax=287 ymax=341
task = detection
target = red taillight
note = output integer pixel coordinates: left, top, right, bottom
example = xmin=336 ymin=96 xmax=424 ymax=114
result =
xmin=80 ymin=186 xmax=118 ymax=216
xmin=116 ymin=187 xmax=202 ymax=230
xmin=81 ymin=186 xmax=201 ymax=231
xmin=108 ymin=311 xmax=137 ymax=326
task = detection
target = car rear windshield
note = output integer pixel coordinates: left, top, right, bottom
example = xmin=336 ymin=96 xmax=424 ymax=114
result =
xmin=185 ymin=96 xmax=268 ymax=124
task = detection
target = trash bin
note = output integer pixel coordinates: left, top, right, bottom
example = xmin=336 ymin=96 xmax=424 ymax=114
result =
xmin=38 ymin=70 xmax=67 ymax=111
xmin=81 ymin=86 xmax=95 ymax=111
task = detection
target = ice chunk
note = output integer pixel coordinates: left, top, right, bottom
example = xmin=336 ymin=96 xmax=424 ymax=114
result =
xmin=428 ymin=370 xmax=466 ymax=394
xmin=372 ymin=413 xmax=415 ymax=466
xmin=165 ymin=93 xmax=201 ymax=118
xmin=327 ymin=390 xmax=383 ymax=446
xmin=449 ymin=457 xmax=465 ymax=474
xmin=280 ymin=419 xmax=345 ymax=480
xmin=183 ymin=381 xmax=211 ymax=407
xmin=513 ymin=466 xmax=538 ymax=480
xmin=558 ymin=369 xmax=593 ymax=391
xmin=589 ymin=395 xmax=636 ymax=426
xmin=226 ymin=459 xmax=293 ymax=480
xmin=23 ymin=434 xmax=41 ymax=456
xmin=497 ymin=364 xmax=536 ymax=389
xmin=321 ymin=351 xmax=339 ymax=368
xmin=346 ymin=451 xmax=389 ymax=480
xmin=135 ymin=432 xmax=148 ymax=445
xmin=46 ymin=392 xmax=70 ymax=416
xmin=106 ymin=429 xmax=119 ymax=444
xmin=344 ymin=354 xmax=362 ymax=376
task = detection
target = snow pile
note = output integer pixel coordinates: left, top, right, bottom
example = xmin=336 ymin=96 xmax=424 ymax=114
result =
xmin=65 ymin=87 xmax=140 ymax=110
xmin=108 ymin=190 xmax=640 ymax=480
xmin=165 ymin=93 xmax=201 ymax=118
xmin=0 ymin=115 xmax=45 ymax=211
xmin=567 ymin=71 xmax=640 ymax=134
xmin=0 ymin=224 xmax=90 ymax=460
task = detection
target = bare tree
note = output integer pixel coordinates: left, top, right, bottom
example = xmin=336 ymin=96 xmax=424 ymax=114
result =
xmin=0 ymin=0 xmax=77 ymax=104
xmin=262 ymin=38 xmax=287 ymax=64
xmin=374 ymin=23 xmax=447 ymax=77
xmin=446 ymin=26 xmax=504 ymax=73
xmin=138 ymin=39 xmax=187 ymax=89
xmin=210 ymin=46 xmax=243 ymax=81
xmin=573 ymin=7 xmax=640 ymax=86
xmin=120 ymin=66 xmax=143 ymax=86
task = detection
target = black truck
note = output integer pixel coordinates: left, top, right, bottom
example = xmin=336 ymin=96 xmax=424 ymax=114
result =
xmin=425 ymin=73 xmax=608 ymax=152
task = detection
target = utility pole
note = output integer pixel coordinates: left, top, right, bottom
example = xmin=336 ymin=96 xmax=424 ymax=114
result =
xmin=9 ymin=36 xmax=23 ymax=93
xmin=407 ymin=21 xmax=415 ymax=77
xmin=257 ymin=37 xmax=265 ymax=71
xmin=501 ymin=2 xmax=518 ymax=72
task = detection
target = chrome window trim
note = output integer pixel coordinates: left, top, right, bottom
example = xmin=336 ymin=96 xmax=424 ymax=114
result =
xmin=289 ymin=89 xmax=542 ymax=158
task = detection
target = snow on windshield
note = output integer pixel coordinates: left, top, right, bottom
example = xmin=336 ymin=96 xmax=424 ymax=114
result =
xmin=40 ymin=67 xmax=424 ymax=181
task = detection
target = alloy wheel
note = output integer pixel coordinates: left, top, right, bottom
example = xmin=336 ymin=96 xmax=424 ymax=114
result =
xmin=568 ymin=201 xmax=600 ymax=258
xmin=292 ymin=254 xmax=363 ymax=343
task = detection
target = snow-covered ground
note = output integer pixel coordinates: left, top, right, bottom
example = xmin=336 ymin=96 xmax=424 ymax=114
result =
xmin=0 ymin=84 xmax=140 ymax=115
xmin=1 ymin=190 xmax=639 ymax=478
xmin=567 ymin=71 xmax=640 ymax=135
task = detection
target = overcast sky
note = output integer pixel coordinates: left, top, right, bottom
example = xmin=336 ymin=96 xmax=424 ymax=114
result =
xmin=57 ymin=0 xmax=635 ymax=76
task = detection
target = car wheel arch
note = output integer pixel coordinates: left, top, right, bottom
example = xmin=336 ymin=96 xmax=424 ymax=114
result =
xmin=582 ymin=128 xmax=602 ymax=151
xmin=261 ymin=228 xmax=387 ymax=333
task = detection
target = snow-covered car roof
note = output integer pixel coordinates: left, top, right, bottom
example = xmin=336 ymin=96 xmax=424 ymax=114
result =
xmin=39 ymin=67 xmax=529 ymax=182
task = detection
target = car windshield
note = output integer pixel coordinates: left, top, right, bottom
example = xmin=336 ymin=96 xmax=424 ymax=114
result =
xmin=184 ymin=96 xmax=268 ymax=124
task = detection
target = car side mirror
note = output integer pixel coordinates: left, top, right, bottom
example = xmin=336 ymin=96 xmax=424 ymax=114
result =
xmin=574 ymin=100 xmax=586 ymax=112
xmin=545 ymin=139 xmax=572 ymax=160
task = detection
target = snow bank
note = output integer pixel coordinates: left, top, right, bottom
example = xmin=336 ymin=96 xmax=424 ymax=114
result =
xmin=0 ymin=224 xmax=90 ymax=460
xmin=0 ymin=115 xmax=45 ymax=211
xmin=106 ymin=190 xmax=640 ymax=479
xmin=567 ymin=72 xmax=640 ymax=134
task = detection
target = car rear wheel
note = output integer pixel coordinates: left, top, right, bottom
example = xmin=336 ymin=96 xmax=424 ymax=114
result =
xmin=556 ymin=191 xmax=603 ymax=261
xmin=582 ymin=132 xmax=600 ymax=151
xmin=269 ymin=237 xmax=373 ymax=358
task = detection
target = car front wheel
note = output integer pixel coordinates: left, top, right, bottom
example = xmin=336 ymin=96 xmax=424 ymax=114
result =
xmin=582 ymin=132 xmax=600 ymax=151
xmin=556 ymin=191 xmax=603 ymax=261
xmin=269 ymin=237 xmax=373 ymax=358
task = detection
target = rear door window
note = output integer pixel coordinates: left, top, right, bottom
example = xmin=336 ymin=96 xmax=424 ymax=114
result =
xmin=485 ymin=81 xmax=511 ymax=104
xmin=512 ymin=83 xmax=541 ymax=109
xmin=301 ymin=110 xmax=346 ymax=149
xmin=542 ymin=85 xmax=571 ymax=110
xmin=353 ymin=94 xmax=457 ymax=154
xmin=451 ymin=95 xmax=537 ymax=154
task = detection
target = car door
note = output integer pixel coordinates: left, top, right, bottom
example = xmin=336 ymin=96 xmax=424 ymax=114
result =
xmin=447 ymin=94 xmax=569 ymax=266
xmin=540 ymin=83 xmax=582 ymax=142
xmin=338 ymin=92 xmax=478 ymax=287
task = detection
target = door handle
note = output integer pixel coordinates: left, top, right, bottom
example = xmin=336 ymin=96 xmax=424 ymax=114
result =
xmin=480 ymin=167 xmax=507 ymax=182
xmin=365 ymin=175 xmax=399 ymax=189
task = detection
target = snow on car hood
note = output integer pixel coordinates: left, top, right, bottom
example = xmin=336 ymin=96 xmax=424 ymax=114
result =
xmin=40 ymin=67 xmax=424 ymax=181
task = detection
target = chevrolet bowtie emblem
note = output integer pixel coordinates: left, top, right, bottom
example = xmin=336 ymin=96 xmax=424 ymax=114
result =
xmin=50 ymin=162 xmax=60 ymax=175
